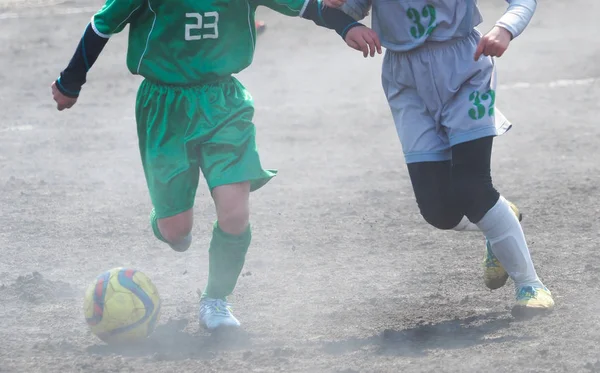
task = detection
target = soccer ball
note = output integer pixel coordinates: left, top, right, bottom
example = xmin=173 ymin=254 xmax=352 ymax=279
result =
xmin=83 ymin=267 xmax=161 ymax=344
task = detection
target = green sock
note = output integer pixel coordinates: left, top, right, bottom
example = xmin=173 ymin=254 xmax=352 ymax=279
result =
xmin=202 ymin=221 xmax=251 ymax=301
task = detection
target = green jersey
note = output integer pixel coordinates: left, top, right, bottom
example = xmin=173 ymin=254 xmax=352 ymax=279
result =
xmin=56 ymin=0 xmax=361 ymax=97
xmin=92 ymin=0 xmax=309 ymax=85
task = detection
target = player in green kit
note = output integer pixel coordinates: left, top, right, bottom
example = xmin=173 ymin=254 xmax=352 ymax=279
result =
xmin=51 ymin=0 xmax=381 ymax=331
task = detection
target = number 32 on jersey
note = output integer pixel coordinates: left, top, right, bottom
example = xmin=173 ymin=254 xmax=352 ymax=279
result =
xmin=185 ymin=12 xmax=219 ymax=40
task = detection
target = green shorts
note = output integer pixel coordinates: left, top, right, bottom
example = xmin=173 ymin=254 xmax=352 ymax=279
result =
xmin=135 ymin=77 xmax=276 ymax=219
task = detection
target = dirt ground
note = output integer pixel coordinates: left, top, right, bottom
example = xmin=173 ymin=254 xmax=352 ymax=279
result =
xmin=1 ymin=1 xmax=600 ymax=372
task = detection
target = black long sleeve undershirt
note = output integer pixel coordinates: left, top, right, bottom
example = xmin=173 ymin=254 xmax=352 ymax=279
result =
xmin=301 ymin=0 xmax=364 ymax=38
xmin=55 ymin=23 xmax=109 ymax=98
xmin=55 ymin=0 xmax=363 ymax=98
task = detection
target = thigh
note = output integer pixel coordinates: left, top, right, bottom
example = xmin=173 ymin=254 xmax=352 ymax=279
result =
xmin=136 ymin=80 xmax=200 ymax=219
xmin=198 ymin=77 xmax=276 ymax=193
xmin=439 ymin=31 xmax=499 ymax=147
xmin=382 ymin=51 xmax=450 ymax=164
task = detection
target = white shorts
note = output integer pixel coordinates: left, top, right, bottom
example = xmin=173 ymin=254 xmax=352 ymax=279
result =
xmin=381 ymin=29 xmax=512 ymax=164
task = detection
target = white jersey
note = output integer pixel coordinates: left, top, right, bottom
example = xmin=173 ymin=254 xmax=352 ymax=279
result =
xmin=341 ymin=0 xmax=536 ymax=52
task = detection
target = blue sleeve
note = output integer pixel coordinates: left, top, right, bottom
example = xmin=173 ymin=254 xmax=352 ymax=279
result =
xmin=301 ymin=0 xmax=365 ymax=39
xmin=56 ymin=23 xmax=109 ymax=98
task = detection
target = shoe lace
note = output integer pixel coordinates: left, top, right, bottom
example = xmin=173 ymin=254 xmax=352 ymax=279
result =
xmin=201 ymin=298 xmax=232 ymax=317
xmin=516 ymin=286 xmax=537 ymax=300
xmin=484 ymin=241 xmax=498 ymax=261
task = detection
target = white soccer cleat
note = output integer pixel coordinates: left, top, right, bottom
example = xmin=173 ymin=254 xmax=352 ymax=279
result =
xmin=199 ymin=297 xmax=241 ymax=331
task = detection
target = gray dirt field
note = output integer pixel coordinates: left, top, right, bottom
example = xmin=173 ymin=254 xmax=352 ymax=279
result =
xmin=1 ymin=0 xmax=600 ymax=372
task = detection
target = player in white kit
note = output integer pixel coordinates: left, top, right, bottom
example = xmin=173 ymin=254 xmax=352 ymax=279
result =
xmin=327 ymin=0 xmax=553 ymax=318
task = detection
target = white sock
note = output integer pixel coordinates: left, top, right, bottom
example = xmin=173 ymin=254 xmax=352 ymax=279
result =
xmin=475 ymin=196 xmax=542 ymax=289
xmin=453 ymin=216 xmax=480 ymax=232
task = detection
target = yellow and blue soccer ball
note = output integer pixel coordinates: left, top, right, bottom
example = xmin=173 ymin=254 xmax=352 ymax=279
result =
xmin=83 ymin=267 xmax=161 ymax=344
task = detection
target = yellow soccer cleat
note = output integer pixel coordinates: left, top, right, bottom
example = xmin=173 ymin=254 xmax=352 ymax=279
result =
xmin=511 ymin=285 xmax=555 ymax=318
xmin=483 ymin=240 xmax=509 ymax=290
xmin=483 ymin=200 xmax=523 ymax=290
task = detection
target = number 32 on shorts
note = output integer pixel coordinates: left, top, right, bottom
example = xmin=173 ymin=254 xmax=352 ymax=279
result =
xmin=468 ymin=89 xmax=495 ymax=120
xmin=185 ymin=12 xmax=219 ymax=40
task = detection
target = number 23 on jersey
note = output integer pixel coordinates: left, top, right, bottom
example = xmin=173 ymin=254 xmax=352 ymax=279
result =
xmin=185 ymin=12 xmax=219 ymax=40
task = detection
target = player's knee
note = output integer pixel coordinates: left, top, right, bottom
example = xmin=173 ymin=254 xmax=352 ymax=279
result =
xmin=417 ymin=197 xmax=462 ymax=230
xmin=159 ymin=224 xmax=192 ymax=244
xmin=217 ymin=205 xmax=249 ymax=235
xmin=156 ymin=210 xmax=193 ymax=243
xmin=213 ymin=182 xmax=251 ymax=235
xmin=407 ymin=161 xmax=463 ymax=230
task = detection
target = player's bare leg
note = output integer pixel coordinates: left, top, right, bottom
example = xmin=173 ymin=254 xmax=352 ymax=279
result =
xmin=212 ymin=182 xmax=251 ymax=235
xmin=150 ymin=208 xmax=194 ymax=252
xmin=199 ymin=181 xmax=252 ymax=331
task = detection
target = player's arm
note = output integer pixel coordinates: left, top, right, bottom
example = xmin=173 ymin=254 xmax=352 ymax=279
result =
xmin=299 ymin=0 xmax=364 ymax=39
xmin=474 ymin=0 xmax=536 ymax=60
xmin=256 ymin=0 xmax=381 ymax=56
xmin=496 ymin=0 xmax=537 ymax=39
xmin=302 ymin=0 xmax=381 ymax=57
xmin=339 ymin=0 xmax=372 ymax=22
xmin=54 ymin=24 xmax=110 ymax=99
xmin=52 ymin=0 xmax=142 ymax=110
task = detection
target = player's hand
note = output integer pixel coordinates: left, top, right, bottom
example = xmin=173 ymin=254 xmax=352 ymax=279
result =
xmin=323 ymin=0 xmax=346 ymax=7
xmin=51 ymin=81 xmax=78 ymax=111
xmin=474 ymin=26 xmax=512 ymax=61
xmin=345 ymin=26 xmax=382 ymax=58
